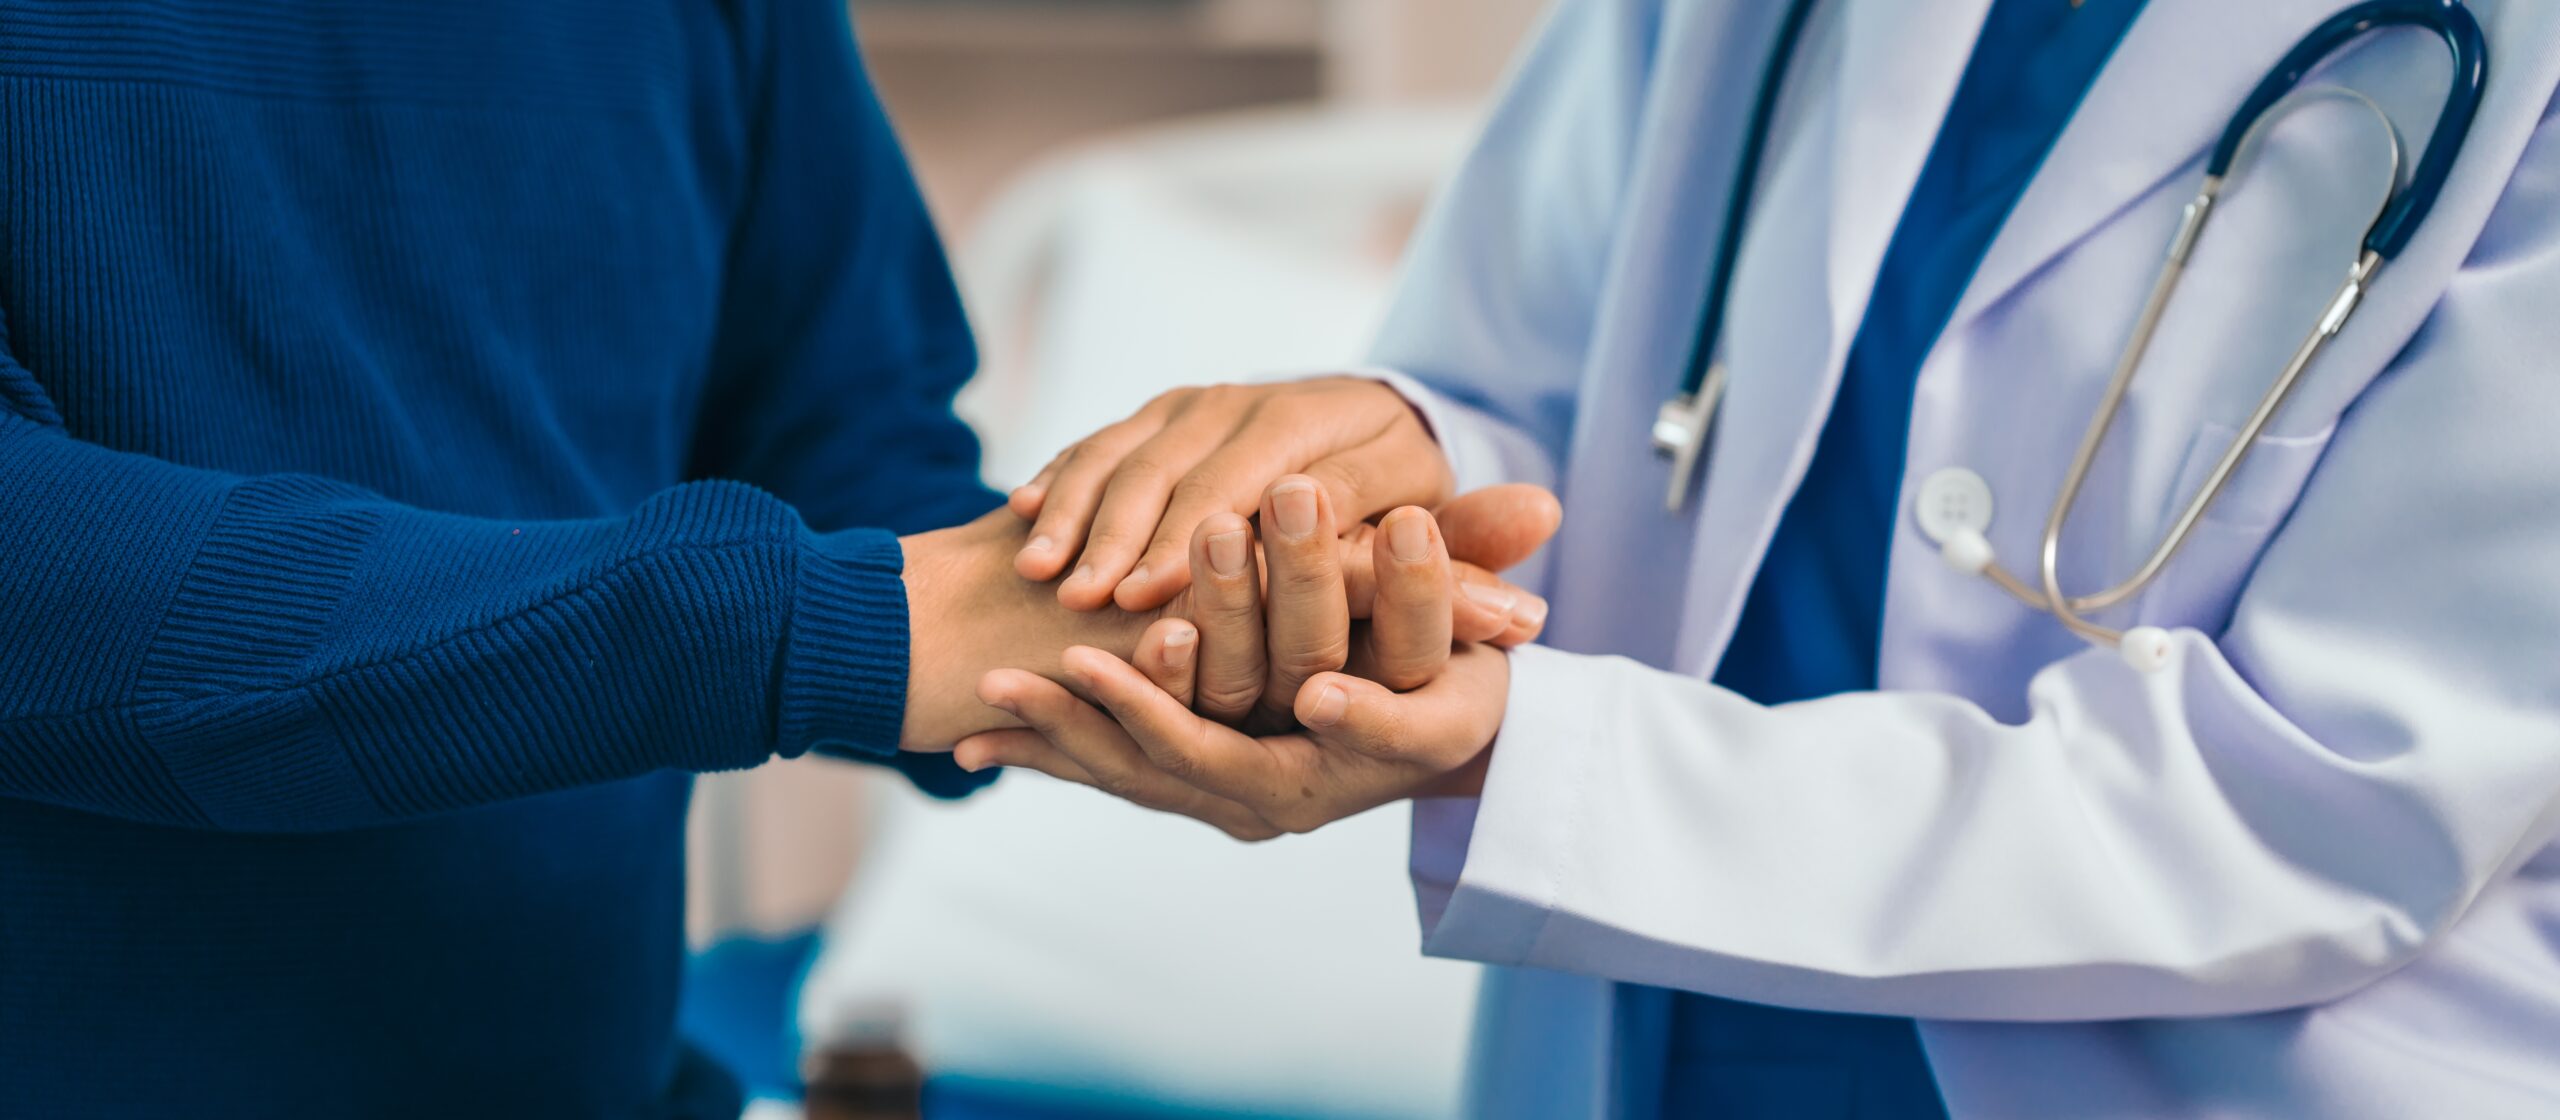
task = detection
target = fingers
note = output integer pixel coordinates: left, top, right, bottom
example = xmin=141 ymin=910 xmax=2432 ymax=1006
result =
xmin=1436 ymin=484 xmax=1563 ymax=574
xmin=1060 ymin=645 xmax=1290 ymax=807
xmin=1068 ymin=412 xmax=1243 ymax=611
xmin=1454 ymin=567 xmax=1549 ymax=647
xmin=1296 ymin=431 xmax=1456 ymax=537
xmin=1134 ymin=617 xmax=1198 ymax=709
xmin=1007 ymin=451 xmax=1065 ymax=520
xmin=1188 ymin=512 xmax=1268 ymax=724
xmin=1293 ymin=644 xmax=1508 ymax=770
xmin=957 ymin=729 xmax=1279 ymax=842
xmin=1014 ymin=403 xmax=1175 ymax=585
xmin=1363 ymin=507 xmax=1453 ymax=691
xmin=971 ymin=669 xmax=1278 ymax=840
xmin=953 ymin=727 xmax=1096 ymax=785
xmin=1340 ymin=547 xmax=1518 ymax=643
xmin=1118 ymin=386 xmax=1443 ymax=611
xmin=1449 ymin=564 xmax=1518 ymax=644
xmin=1257 ymin=476 xmax=1351 ymax=721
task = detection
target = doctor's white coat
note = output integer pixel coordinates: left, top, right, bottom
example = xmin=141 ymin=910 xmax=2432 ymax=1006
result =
xmin=1371 ymin=0 xmax=2560 ymax=1115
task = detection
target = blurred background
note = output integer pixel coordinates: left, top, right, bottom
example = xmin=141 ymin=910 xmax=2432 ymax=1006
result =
xmin=680 ymin=2 xmax=1547 ymax=1118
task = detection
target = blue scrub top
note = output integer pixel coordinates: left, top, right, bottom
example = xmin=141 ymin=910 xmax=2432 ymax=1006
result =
xmin=1641 ymin=1 xmax=2149 ymax=1116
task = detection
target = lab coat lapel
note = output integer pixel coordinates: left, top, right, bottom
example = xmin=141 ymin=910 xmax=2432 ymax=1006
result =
xmin=1949 ymin=0 xmax=2341 ymax=329
xmin=1660 ymin=0 xmax=1991 ymax=672
xmin=1823 ymin=0 xmax=1997 ymax=351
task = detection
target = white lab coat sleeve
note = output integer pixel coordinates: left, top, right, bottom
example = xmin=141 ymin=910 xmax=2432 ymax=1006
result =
xmin=1418 ymin=110 xmax=2560 ymax=1024
xmin=1360 ymin=0 xmax=1662 ymax=497
xmin=1371 ymin=0 xmax=1656 ymax=925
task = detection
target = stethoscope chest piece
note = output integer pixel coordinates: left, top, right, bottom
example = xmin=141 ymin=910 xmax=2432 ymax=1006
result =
xmin=1652 ymin=362 xmax=1729 ymax=512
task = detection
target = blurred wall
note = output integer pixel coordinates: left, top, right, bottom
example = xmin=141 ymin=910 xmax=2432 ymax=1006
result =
xmin=1326 ymin=0 xmax=1550 ymax=102
xmin=860 ymin=0 xmax=1326 ymax=230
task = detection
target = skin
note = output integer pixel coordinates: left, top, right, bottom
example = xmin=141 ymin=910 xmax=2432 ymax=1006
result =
xmin=898 ymin=483 xmax=1555 ymax=751
xmin=1008 ymin=377 xmax=1455 ymax=613
xmin=953 ymin=483 xmax=1516 ymax=840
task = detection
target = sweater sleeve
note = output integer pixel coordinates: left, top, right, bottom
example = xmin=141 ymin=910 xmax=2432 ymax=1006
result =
xmin=0 ymin=410 xmax=912 ymax=833
xmin=686 ymin=0 xmax=1000 ymax=797
xmin=689 ymin=0 xmax=995 ymax=538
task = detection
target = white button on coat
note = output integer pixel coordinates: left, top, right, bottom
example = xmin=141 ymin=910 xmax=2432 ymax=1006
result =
xmin=1914 ymin=466 xmax=1995 ymax=544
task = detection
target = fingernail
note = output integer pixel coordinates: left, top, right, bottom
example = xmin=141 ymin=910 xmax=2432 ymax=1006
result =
xmin=1121 ymin=567 xmax=1151 ymax=591
xmin=1023 ymin=535 xmax=1055 ymax=555
xmin=1071 ymin=564 xmax=1098 ymax=586
xmin=1161 ymin=625 xmax=1196 ymax=669
xmin=1208 ymin=530 xmax=1250 ymax=577
xmin=1306 ymin=684 xmax=1348 ymax=727
xmin=1461 ymin=582 xmax=1517 ymax=615
xmin=1513 ymin=595 xmax=1549 ymax=629
xmin=987 ymin=696 xmax=1020 ymax=716
xmin=1387 ymin=511 xmax=1431 ymax=563
xmin=1271 ymin=481 xmax=1318 ymax=539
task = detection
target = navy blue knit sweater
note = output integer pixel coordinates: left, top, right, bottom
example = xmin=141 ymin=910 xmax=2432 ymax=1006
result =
xmin=0 ymin=2 xmax=995 ymax=1115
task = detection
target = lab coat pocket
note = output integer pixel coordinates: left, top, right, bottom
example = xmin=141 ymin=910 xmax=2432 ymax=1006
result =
xmin=2136 ymin=420 xmax=2337 ymax=636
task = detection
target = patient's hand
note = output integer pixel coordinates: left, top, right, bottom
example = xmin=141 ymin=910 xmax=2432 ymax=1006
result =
xmin=895 ymin=482 xmax=1552 ymax=750
xmin=953 ymin=484 xmax=1510 ymax=840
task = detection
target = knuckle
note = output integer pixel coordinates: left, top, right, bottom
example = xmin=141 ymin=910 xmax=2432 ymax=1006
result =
xmin=1111 ymin=455 xmax=1173 ymax=490
xmin=1272 ymin=560 xmax=1340 ymax=596
xmin=1250 ymin=392 xmax=1318 ymax=429
xmin=1151 ymin=741 xmax=1205 ymax=783
xmin=1224 ymin=819 xmax=1282 ymax=844
xmin=1166 ymin=474 xmax=1233 ymax=517
xmin=1271 ymin=804 xmax=1329 ymax=836
xmin=1311 ymin=455 xmax=1368 ymax=497
xmin=1058 ymin=439 xmax=1107 ymax=474
xmin=1089 ymin=765 xmax=1143 ymax=800
xmin=1374 ymin=658 xmax=1438 ymax=694
xmin=1196 ymin=679 xmax=1264 ymax=718
xmin=1277 ymin=645 xmax=1351 ymax=682
xmin=1197 ymin=382 xmax=1257 ymax=410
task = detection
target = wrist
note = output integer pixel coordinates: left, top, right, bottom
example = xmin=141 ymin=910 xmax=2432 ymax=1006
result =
xmin=897 ymin=521 xmax=987 ymax=752
xmin=899 ymin=512 xmax=1155 ymax=751
xmin=1419 ymin=744 xmax=1493 ymax=799
xmin=1423 ymin=644 xmax=1495 ymax=802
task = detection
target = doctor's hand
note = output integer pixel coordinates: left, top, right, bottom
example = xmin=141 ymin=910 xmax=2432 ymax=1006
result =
xmin=955 ymin=638 xmax=1508 ymax=840
xmin=953 ymin=493 xmax=1512 ymax=838
xmin=1174 ymin=478 xmax=1522 ymax=730
xmin=897 ymin=492 xmax=1539 ymax=751
xmin=1007 ymin=377 xmax=1456 ymax=612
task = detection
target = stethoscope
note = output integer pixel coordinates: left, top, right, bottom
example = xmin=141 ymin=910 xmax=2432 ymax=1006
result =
xmin=1651 ymin=0 xmax=2488 ymax=670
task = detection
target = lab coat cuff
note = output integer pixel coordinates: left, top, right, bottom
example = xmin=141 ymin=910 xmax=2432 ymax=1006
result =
xmin=1409 ymin=796 xmax=1482 ymax=938
xmin=1360 ymin=367 xmax=1558 ymax=495
xmin=1418 ymin=643 xmax=1612 ymax=966
xmin=777 ymin=527 xmax=912 ymax=763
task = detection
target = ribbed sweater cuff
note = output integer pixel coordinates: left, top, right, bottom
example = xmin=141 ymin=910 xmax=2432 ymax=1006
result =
xmin=777 ymin=528 xmax=910 ymax=760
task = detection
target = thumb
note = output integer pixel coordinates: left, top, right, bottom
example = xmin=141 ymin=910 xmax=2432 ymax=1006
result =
xmin=1292 ymin=672 xmax=1411 ymax=761
xmin=1436 ymin=484 xmax=1561 ymax=575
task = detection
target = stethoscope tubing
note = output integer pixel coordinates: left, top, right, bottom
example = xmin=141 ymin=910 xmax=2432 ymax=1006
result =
xmin=1662 ymin=0 xmax=2489 ymax=664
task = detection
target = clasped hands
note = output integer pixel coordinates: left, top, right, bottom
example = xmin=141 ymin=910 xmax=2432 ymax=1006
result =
xmin=897 ymin=378 xmax=1552 ymax=839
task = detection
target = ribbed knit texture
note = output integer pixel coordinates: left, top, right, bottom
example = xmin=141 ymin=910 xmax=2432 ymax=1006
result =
xmin=0 ymin=1 xmax=998 ymax=1115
